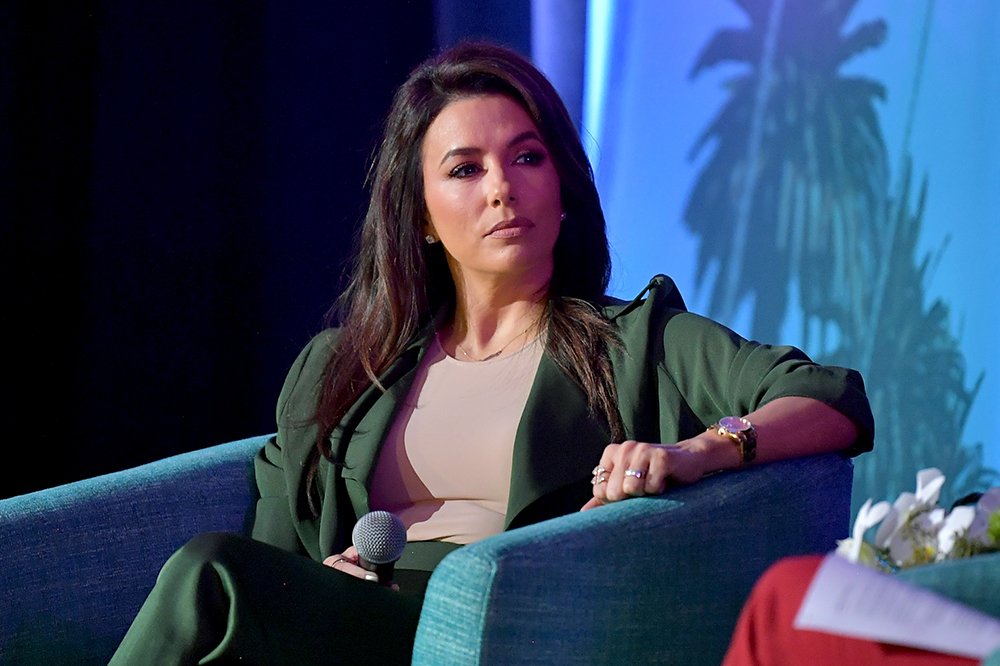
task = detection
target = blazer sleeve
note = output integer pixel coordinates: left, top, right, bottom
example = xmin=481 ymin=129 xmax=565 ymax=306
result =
xmin=251 ymin=330 xmax=337 ymax=552
xmin=659 ymin=310 xmax=875 ymax=457
xmin=251 ymin=435 xmax=303 ymax=551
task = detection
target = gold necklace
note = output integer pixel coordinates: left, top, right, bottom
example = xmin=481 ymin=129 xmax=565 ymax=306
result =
xmin=455 ymin=321 xmax=537 ymax=362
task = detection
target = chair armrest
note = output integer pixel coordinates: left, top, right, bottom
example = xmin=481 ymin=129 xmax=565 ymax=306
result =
xmin=0 ymin=434 xmax=269 ymax=666
xmin=413 ymin=453 xmax=854 ymax=666
xmin=896 ymin=552 xmax=1000 ymax=620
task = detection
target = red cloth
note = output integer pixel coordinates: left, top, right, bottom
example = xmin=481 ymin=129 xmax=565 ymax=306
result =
xmin=722 ymin=554 xmax=979 ymax=666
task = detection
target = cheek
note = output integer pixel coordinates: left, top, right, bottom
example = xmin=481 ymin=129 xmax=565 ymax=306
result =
xmin=531 ymin=168 xmax=562 ymax=208
xmin=423 ymin=187 xmax=480 ymax=241
xmin=422 ymin=184 xmax=452 ymax=225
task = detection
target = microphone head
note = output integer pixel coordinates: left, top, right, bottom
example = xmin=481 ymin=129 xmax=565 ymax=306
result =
xmin=352 ymin=510 xmax=407 ymax=565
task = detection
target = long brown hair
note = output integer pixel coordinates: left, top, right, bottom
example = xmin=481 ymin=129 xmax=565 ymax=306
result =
xmin=305 ymin=41 xmax=623 ymax=510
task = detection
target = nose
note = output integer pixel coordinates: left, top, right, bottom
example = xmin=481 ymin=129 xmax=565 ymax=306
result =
xmin=488 ymin=166 xmax=515 ymax=207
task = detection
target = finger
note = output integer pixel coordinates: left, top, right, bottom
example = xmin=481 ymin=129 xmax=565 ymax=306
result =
xmin=590 ymin=443 xmax=621 ymax=502
xmin=593 ymin=444 xmax=619 ymax=479
xmin=324 ymin=554 xmax=373 ymax=581
xmin=604 ymin=440 xmax=642 ymax=502
xmin=590 ymin=470 xmax=609 ymax=503
xmin=322 ymin=554 xmax=345 ymax=569
xmin=325 ymin=546 xmax=360 ymax=568
xmin=580 ymin=496 xmax=605 ymax=511
xmin=644 ymin=445 xmax=675 ymax=495
xmin=338 ymin=560 xmax=372 ymax=580
xmin=621 ymin=465 xmax=649 ymax=497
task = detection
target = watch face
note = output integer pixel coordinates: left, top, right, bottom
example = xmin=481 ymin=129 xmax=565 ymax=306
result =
xmin=719 ymin=416 xmax=748 ymax=432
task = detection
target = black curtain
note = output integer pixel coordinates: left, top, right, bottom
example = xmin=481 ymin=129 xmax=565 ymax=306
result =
xmin=2 ymin=1 xmax=532 ymax=499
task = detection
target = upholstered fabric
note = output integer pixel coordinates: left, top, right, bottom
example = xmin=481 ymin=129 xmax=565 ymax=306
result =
xmin=0 ymin=436 xmax=266 ymax=665
xmin=1 ymin=438 xmax=853 ymax=665
xmin=412 ymin=452 xmax=854 ymax=665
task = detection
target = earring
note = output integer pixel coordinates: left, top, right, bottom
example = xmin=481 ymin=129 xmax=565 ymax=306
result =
xmin=425 ymin=234 xmax=437 ymax=244
xmin=560 ymin=212 xmax=567 ymax=222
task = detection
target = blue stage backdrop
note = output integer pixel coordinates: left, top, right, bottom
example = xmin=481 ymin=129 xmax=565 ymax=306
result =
xmin=539 ymin=0 xmax=998 ymax=511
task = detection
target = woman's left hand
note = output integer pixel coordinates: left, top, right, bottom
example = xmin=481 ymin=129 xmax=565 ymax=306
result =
xmin=581 ymin=439 xmax=711 ymax=511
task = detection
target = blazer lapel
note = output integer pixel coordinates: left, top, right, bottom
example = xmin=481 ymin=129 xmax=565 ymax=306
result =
xmin=505 ymin=352 xmax=611 ymax=529
xmin=339 ymin=355 xmax=421 ymax=515
xmin=317 ymin=336 xmax=430 ymax=554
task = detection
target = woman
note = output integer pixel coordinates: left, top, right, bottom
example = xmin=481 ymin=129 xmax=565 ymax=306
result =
xmin=110 ymin=40 xmax=874 ymax=664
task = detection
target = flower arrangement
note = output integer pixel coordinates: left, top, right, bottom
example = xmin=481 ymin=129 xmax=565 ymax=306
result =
xmin=836 ymin=468 xmax=1000 ymax=572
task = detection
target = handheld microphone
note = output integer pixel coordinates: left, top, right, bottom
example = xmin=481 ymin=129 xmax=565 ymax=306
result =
xmin=352 ymin=510 xmax=407 ymax=587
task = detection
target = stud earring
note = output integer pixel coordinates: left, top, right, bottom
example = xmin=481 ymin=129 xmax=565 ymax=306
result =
xmin=424 ymin=234 xmax=437 ymax=244
xmin=560 ymin=212 xmax=567 ymax=222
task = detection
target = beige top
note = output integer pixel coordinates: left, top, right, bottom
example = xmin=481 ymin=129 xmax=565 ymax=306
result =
xmin=369 ymin=334 xmax=544 ymax=544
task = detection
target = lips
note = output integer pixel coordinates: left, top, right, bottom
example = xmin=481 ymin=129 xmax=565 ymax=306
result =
xmin=485 ymin=217 xmax=534 ymax=237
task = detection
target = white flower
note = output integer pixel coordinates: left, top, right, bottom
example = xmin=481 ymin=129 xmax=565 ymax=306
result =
xmin=874 ymin=491 xmax=916 ymax=550
xmin=836 ymin=537 xmax=883 ymax=566
xmin=839 ymin=498 xmax=890 ymax=564
xmin=841 ymin=467 xmax=999 ymax=571
xmin=887 ymin=527 xmax=925 ymax=567
xmin=937 ymin=505 xmax=975 ymax=559
xmin=874 ymin=469 xmax=946 ymax=559
xmin=915 ymin=468 xmax=946 ymax=506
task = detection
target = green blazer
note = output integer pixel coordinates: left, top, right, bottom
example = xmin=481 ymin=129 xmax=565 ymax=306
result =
xmin=251 ymin=275 xmax=874 ymax=569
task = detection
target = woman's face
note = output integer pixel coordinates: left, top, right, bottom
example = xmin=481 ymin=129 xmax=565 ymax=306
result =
xmin=421 ymin=94 xmax=562 ymax=290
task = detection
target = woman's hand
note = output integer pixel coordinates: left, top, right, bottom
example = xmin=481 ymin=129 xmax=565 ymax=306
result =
xmin=322 ymin=546 xmax=399 ymax=590
xmin=323 ymin=546 xmax=371 ymax=579
xmin=581 ymin=435 xmax=734 ymax=511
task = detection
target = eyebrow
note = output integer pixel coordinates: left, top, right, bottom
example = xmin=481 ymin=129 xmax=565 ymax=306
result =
xmin=438 ymin=130 xmax=544 ymax=166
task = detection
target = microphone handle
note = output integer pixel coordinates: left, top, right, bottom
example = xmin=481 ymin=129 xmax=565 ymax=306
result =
xmin=358 ymin=557 xmax=396 ymax=587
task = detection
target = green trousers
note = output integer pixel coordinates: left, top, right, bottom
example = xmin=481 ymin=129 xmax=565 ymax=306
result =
xmin=108 ymin=532 xmax=431 ymax=665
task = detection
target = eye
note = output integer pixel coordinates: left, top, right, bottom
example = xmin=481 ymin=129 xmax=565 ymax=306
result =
xmin=448 ymin=162 xmax=482 ymax=179
xmin=515 ymin=150 xmax=547 ymax=166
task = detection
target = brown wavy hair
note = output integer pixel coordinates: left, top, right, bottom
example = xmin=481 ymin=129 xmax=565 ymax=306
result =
xmin=306 ymin=41 xmax=623 ymax=511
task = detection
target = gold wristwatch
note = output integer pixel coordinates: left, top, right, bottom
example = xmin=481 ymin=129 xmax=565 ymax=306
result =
xmin=708 ymin=416 xmax=757 ymax=465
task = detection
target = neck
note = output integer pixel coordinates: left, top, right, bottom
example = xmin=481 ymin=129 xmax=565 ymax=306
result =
xmin=446 ymin=273 xmax=550 ymax=361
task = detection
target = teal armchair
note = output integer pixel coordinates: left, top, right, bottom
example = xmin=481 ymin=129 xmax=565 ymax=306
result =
xmin=1 ymin=435 xmax=857 ymax=665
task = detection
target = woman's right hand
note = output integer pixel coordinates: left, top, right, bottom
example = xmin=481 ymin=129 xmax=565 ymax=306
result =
xmin=323 ymin=546 xmax=399 ymax=590
xmin=323 ymin=546 xmax=376 ymax=581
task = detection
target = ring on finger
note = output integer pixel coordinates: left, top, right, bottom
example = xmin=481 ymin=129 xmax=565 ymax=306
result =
xmin=624 ymin=468 xmax=645 ymax=480
xmin=591 ymin=473 xmax=608 ymax=485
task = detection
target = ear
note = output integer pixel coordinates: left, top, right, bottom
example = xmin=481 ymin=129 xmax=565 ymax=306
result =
xmin=422 ymin=216 xmax=436 ymax=238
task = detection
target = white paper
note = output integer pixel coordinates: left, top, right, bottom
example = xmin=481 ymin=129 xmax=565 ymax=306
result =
xmin=793 ymin=553 xmax=1000 ymax=659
